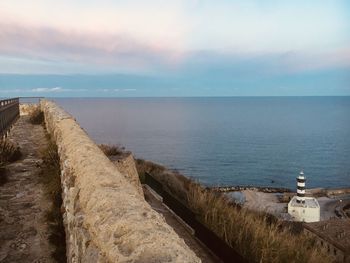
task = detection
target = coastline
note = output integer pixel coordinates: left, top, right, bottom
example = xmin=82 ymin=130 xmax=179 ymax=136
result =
xmin=131 ymin=155 xmax=350 ymax=221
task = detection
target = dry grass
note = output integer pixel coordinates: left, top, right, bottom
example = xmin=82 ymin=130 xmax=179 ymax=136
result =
xmin=39 ymin=139 xmax=66 ymax=262
xmin=136 ymin=158 xmax=165 ymax=183
xmin=105 ymin=146 xmax=329 ymax=262
xmin=0 ymin=139 xmax=22 ymax=164
xmin=136 ymin=158 xmax=191 ymax=199
xmin=138 ymin=159 xmax=329 ymax=262
xmin=29 ymin=108 xmax=44 ymax=125
xmin=187 ymin=182 xmax=330 ymax=263
xmin=99 ymin=144 xmax=125 ymax=156
xmin=0 ymin=139 xmax=22 ymax=185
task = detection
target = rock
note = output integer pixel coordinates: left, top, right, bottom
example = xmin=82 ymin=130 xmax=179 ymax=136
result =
xmin=113 ymin=153 xmax=143 ymax=196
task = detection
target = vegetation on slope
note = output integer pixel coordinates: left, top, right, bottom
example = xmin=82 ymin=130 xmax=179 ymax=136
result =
xmin=0 ymin=139 xmax=22 ymax=185
xmin=101 ymin=144 xmax=329 ymax=262
xmin=39 ymin=137 xmax=66 ymax=262
xmin=187 ymin=182 xmax=328 ymax=263
xmin=29 ymin=107 xmax=44 ymax=125
xmin=98 ymin=144 xmax=125 ymax=156
xmin=135 ymin=158 xmax=191 ymax=200
xmin=135 ymin=158 xmax=329 ymax=262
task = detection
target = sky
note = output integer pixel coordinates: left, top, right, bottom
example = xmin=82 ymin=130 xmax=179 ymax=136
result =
xmin=0 ymin=0 xmax=349 ymax=97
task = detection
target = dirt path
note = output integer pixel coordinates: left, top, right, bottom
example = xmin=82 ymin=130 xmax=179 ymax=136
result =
xmin=0 ymin=116 xmax=54 ymax=262
xmin=143 ymin=186 xmax=220 ymax=263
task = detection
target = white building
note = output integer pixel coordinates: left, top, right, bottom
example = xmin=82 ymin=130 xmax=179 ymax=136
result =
xmin=288 ymin=171 xmax=320 ymax=222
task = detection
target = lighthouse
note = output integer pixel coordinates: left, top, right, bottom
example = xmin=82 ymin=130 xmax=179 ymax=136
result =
xmin=296 ymin=170 xmax=306 ymax=203
xmin=287 ymin=170 xmax=320 ymax=222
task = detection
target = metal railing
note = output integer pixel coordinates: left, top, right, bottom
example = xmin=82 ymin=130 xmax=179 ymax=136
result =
xmin=0 ymin=98 xmax=20 ymax=138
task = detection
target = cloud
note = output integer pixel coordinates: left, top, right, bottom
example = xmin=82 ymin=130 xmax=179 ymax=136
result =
xmin=0 ymin=22 xmax=182 ymax=73
xmin=0 ymin=1 xmax=349 ymax=76
xmin=281 ymin=47 xmax=350 ymax=73
xmin=0 ymin=89 xmax=22 ymax=93
xmin=172 ymin=48 xmax=350 ymax=78
xmin=31 ymin=87 xmax=63 ymax=92
xmin=31 ymin=87 xmax=74 ymax=93
xmin=97 ymin=88 xmax=137 ymax=92
xmin=121 ymin=89 xmax=137 ymax=92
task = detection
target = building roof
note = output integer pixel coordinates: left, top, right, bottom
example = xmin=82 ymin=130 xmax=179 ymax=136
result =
xmin=303 ymin=219 xmax=350 ymax=254
xmin=289 ymin=196 xmax=320 ymax=208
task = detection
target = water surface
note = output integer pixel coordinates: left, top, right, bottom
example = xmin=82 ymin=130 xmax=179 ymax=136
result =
xmin=54 ymin=97 xmax=350 ymax=189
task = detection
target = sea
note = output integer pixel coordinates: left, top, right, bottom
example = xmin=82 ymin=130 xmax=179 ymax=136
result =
xmin=54 ymin=97 xmax=350 ymax=189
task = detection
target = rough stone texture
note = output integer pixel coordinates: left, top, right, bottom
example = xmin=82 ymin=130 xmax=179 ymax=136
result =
xmin=112 ymin=153 xmax=143 ymax=196
xmin=19 ymin=104 xmax=39 ymax=116
xmin=40 ymin=100 xmax=200 ymax=263
xmin=0 ymin=115 xmax=54 ymax=262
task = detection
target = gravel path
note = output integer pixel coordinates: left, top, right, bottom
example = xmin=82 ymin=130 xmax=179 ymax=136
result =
xmin=0 ymin=116 xmax=54 ymax=262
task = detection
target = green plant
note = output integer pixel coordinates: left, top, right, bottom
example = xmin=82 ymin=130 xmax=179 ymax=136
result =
xmin=29 ymin=107 xmax=44 ymax=125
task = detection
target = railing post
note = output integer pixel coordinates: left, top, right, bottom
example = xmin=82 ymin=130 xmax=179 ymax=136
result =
xmin=0 ymin=97 xmax=20 ymax=138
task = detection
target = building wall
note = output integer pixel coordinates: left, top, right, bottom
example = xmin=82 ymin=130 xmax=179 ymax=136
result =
xmin=304 ymin=229 xmax=349 ymax=263
xmin=40 ymin=100 xmax=200 ymax=263
xmin=288 ymin=201 xmax=320 ymax=222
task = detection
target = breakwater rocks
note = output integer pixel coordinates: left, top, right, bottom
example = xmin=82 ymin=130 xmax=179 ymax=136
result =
xmin=209 ymin=185 xmax=292 ymax=193
xmin=40 ymin=100 xmax=200 ymax=263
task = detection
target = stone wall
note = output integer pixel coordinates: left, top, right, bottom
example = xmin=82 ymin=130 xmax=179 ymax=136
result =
xmin=112 ymin=153 xmax=143 ymax=196
xmin=40 ymin=100 xmax=200 ymax=263
xmin=19 ymin=103 xmax=39 ymax=116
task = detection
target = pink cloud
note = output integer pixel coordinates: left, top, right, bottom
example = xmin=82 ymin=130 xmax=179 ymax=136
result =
xmin=0 ymin=21 xmax=184 ymax=70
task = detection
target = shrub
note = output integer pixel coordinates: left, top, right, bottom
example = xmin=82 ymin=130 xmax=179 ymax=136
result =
xmin=0 ymin=139 xmax=22 ymax=164
xmin=99 ymin=144 xmax=125 ymax=156
xmin=29 ymin=108 xmax=44 ymax=125
xmin=0 ymin=139 xmax=22 ymax=185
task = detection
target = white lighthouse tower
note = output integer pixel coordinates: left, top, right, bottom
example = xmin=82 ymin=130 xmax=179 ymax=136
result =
xmin=288 ymin=170 xmax=320 ymax=222
xmin=296 ymin=170 xmax=306 ymax=203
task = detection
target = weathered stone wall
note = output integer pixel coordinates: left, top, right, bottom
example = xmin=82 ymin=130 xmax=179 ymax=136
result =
xmin=40 ymin=100 xmax=200 ymax=263
xmin=19 ymin=103 xmax=39 ymax=116
xmin=112 ymin=153 xmax=143 ymax=196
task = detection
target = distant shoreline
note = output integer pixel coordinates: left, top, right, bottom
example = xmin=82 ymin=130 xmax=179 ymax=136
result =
xmin=209 ymin=185 xmax=350 ymax=197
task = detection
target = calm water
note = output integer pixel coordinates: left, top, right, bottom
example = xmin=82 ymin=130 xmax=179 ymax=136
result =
xmin=54 ymin=97 xmax=350 ymax=189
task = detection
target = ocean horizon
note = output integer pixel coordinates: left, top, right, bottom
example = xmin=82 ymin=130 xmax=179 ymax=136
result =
xmin=53 ymin=96 xmax=350 ymax=189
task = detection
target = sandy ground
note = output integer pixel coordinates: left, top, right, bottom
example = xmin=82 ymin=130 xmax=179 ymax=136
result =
xmin=241 ymin=190 xmax=287 ymax=217
xmin=0 ymin=116 xmax=54 ymax=262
